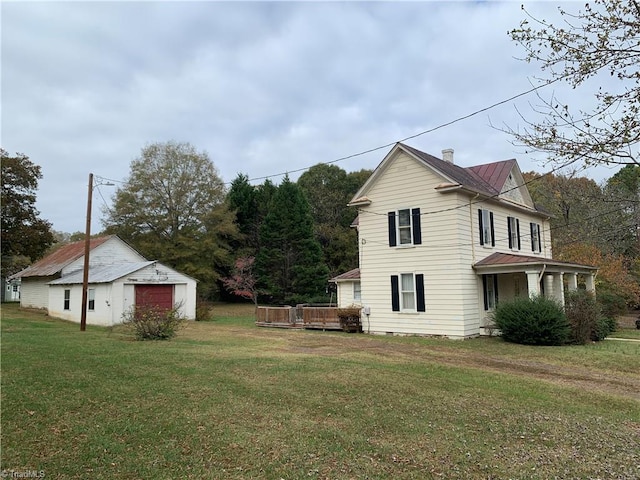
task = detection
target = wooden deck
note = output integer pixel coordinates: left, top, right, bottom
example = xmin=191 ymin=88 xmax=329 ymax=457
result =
xmin=256 ymin=306 xmax=346 ymax=331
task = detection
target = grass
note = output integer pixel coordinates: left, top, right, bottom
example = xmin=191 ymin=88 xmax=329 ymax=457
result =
xmin=2 ymin=303 xmax=639 ymax=479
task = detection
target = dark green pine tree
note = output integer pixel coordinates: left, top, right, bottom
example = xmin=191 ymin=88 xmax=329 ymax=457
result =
xmin=227 ymin=173 xmax=259 ymax=256
xmin=256 ymin=176 xmax=329 ymax=305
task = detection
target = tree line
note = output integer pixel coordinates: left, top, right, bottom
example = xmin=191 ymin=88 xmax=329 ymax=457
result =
xmin=3 ymin=0 xmax=638 ymax=308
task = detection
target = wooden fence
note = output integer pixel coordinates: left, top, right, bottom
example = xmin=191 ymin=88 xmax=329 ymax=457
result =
xmin=255 ymin=305 xmax=344 ymax=330
xmin=255 ymin=306 xmax=297 ymax=326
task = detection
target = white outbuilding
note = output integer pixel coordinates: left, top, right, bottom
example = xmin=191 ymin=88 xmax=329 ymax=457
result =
xmin=10 ymin=235 xmax=197 ymax=326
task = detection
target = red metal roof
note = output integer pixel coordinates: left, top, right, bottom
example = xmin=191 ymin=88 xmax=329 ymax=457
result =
xmin=474 ymin=252 xmax=596 ymax=270
xmin=14 ymin=236 xmax=113 ymax=278
xmin=468 ymin=159 xmax=516 ymax=192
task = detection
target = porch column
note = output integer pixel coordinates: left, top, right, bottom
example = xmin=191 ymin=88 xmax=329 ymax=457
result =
xmin=543 ymin=274 xmax=554 ymax=300
xmin=566 ymin=273 xmax=578 ymax=291
xmin=526 ymin=271 xmax=540 ymax=298
xmin=552 ymin=272 xmax=565 ymax=306
xmin=585 ymin=274 xmax=596 ymax=294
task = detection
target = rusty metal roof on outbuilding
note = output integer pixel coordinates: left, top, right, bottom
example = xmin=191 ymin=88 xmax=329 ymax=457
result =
xmin=11 ymin=236 xmax=113 ymax=278
xmin=48 ymin=261 xmax=156 ymax=285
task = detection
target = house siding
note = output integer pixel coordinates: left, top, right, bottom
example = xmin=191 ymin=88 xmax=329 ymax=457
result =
xmin=20 ymin=277 xmax=53 ymax=309
xmin=358 ymin=151 xmax=472 ymax=337
xmin=354 ymin=149 xmax=554 ymax=338
xmin=62 ymin=237 xmax=147 ymax=275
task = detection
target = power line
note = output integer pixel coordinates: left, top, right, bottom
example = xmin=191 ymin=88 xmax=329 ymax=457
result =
xmin=244 ymin=78 xmax=561 ymax=184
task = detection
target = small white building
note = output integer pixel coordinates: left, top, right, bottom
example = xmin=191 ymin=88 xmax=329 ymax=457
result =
xmin=10 ymin=235 xmax=197 ymax=326
xmin=332 ymin=143 xmax=597 ymax=338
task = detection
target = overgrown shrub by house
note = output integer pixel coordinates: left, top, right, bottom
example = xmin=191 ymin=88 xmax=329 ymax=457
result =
xmin=123 ymin=304 xmax=185 ymax=340
xmin=565 ymin=290 xmax=616 ymax=343
xmin=493 ymin=295 xmax=569 ymax=346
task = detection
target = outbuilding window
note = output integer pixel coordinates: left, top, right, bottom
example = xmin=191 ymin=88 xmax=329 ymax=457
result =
xmin=64 ymin=289 xmax=70 ymax=310
xmin=88 ymin=289 xmax=95 ymax=311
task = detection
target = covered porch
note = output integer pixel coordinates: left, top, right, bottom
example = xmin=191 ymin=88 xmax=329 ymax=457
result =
xmin=473 ymin=253 xmax=598 ymax=332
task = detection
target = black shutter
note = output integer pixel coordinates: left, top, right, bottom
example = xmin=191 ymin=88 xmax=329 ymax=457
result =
xmin=489 ymin=212 xmax=495 ymax=246
xmin=482 ymin=275 xmax=488 ymax=311
xmin=530 ymin=223 xmax=535 ymax=251
xmin=516 ymin=219 xmax=521 ymax=250
xmin=412 ymin=208 xmax=422 ymax=245
xmin=493 ymin=275 xmax=499 ymax=305
xmin=537 ymin=224 xmax=542 ymax=252
xmin=478 ymin=209 xmax=484 ymax=245
xmin=507 ymin=217 xmax=513 ymax=249
xmin=416 ymin=274 xmax=425 ymax=312
xmin=391 ymin=275 xmax=400 ymax=312
xmin=388 ymin=212 xmax=397 ymax=247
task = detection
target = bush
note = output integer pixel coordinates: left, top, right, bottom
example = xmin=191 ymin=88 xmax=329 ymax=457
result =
xmin=565 ymin=290 xmax=600 ymax=344
xmin=593 ymin=316 xmax=617 ymax=341
xmin=195 ymin=297 xmax=213 ymax=321
xmin=596 ymin=290 xmax=628 ymax=319
xmin=565 ymin=290 xmax=616 ymax=343
xmin=493 ymin=295 xmax=569 ymax=346
xmin=122 ymin=304 xmax=185 ymax=340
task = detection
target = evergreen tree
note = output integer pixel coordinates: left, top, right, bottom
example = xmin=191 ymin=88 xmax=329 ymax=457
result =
xmin=227 ymin=173 xmax=259 ymax=256
xmin=256 ymin=176 xmax=329 ymax=304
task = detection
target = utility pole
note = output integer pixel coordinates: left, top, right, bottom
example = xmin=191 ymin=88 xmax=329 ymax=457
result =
xmin=80 ymin=173 xmax=93 ymax=331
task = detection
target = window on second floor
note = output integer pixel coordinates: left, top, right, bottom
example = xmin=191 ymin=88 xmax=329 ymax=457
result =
xmin=478 ymin=209 xmax=495 ymax=247
xmin=507 ymin=216 xmax=521 ymax=250
xmin=530 ymin=222 xmax=542 ymax=253
xmin=388 ymin=208 xmax=422 ymax=247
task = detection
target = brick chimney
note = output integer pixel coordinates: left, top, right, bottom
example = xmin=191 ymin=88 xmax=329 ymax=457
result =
xmin=442 ymin=148 xmax=454 ymax=163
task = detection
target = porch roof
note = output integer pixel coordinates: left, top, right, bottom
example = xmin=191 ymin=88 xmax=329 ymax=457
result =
xmin=330 ymin=268 xmax=360 ymax=282
xmin=473 ymin=252 xmax=597 ymax=274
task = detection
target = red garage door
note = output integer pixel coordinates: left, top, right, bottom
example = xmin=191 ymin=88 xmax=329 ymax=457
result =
xmin=135 ymin=285 xmax=174 ymax=311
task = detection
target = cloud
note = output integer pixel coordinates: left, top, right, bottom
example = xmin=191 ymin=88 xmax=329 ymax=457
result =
xmin=1 ymin=1 xmax=621 ymax=233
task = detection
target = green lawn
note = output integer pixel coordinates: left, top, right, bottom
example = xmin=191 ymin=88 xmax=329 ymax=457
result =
xmin=2 ymin=304 xmax=639 ymax=479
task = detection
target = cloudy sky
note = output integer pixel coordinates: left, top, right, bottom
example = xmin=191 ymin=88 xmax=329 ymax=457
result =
xmin=2 ymin=1 xmax=621 ymax=234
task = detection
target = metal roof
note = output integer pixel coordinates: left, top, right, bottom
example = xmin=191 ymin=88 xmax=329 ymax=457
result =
xmin=11 ymin=236 xmax=113 ymax=278
xmin=473 ymin=252 xmax=597 ymax=271
xmin=331 ymin=268 xmax=360 ymax=282
xmin=48 ymin=261 xmax=156 ymax=285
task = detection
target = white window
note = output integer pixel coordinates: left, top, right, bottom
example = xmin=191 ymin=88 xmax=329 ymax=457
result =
xmin=388 ymin=208 xmax=422 ymax=246
xmin=353 ymin=282 xmax=361 ymax=302
xmin=400 ymin=273 xmax=416 ymax=311
xmin=479 ymin=209 xmax=494 ymax=246
xmin=483 ymin=275 xmax=498 ymax=311
xmin=530 ymin=222 xmax=542 ymax=253
xmin=508 ymin=216 xmax=520 ymax=250
xmin=64 ymin=289 xmax=70 ymax=310
xmin=88 ymin=289 xmax=95 ymax=311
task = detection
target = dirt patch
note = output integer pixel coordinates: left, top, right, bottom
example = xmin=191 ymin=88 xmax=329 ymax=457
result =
xmin=281 ymin=333 xmax=640 ymax=401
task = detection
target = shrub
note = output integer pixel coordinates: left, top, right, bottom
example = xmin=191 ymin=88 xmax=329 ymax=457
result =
xmin=593 ymin=316 xmax=617 ymax=342
xmin=195 ymin=297 xmax=213 ymax=321
xmin=565 ymin=290 xmax=616 ymax=343
xmin=122 ymin=304 xmax=185 ymax=340
xmin=565 ymin=290 xmax=600 ymax=344
xmin=493 ymin=295 xmax=569 ymax=346
xmin=596 ymin=290 xmax=628 ymax=319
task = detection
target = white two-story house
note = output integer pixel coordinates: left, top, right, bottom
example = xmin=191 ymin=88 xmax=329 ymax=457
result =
xmin=332 ymin=143 xmax=597 ymax=338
